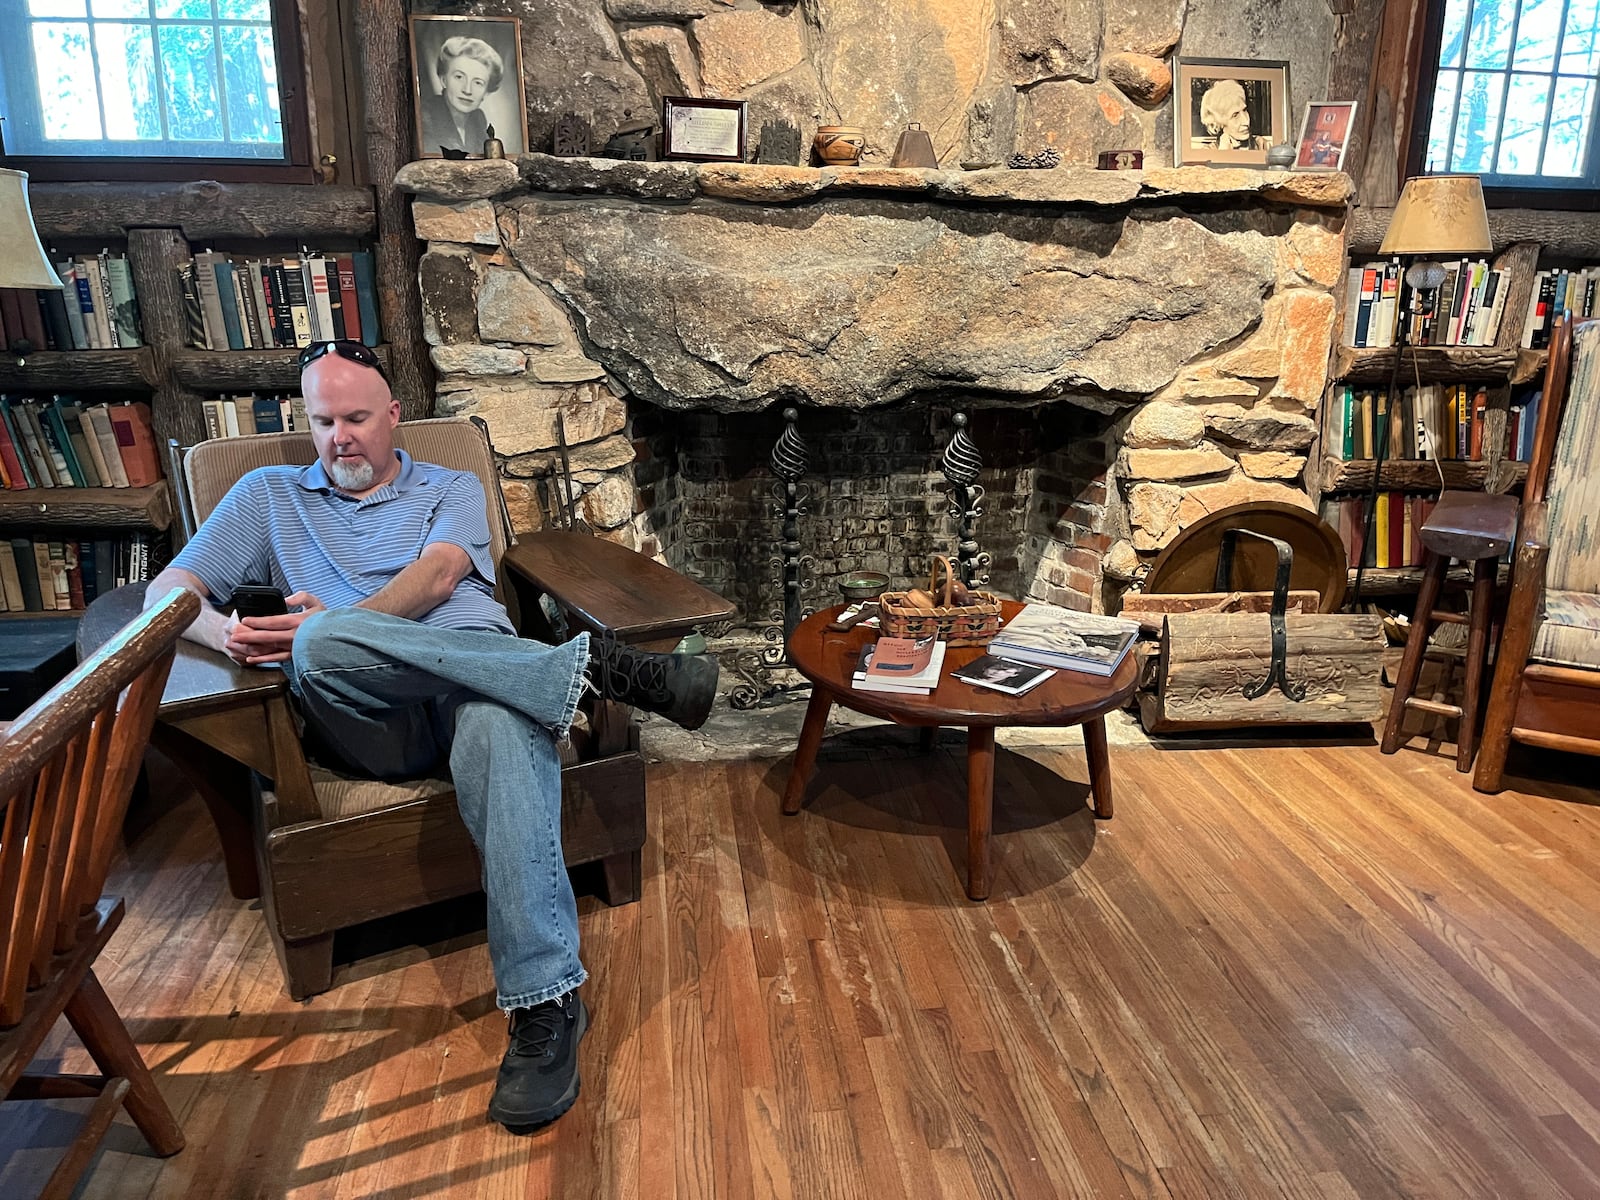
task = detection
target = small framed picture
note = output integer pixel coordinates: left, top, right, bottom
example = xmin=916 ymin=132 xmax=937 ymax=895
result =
xmin=1294 ymin=100 xmax=1357 ymax=171
xmin=662 ymin=96 xmax=748 ymax=163
xmin=1172 ymin=57 xmax=1292 ymax=167
xmin=409 ymin=15 xmax=529 ymax=160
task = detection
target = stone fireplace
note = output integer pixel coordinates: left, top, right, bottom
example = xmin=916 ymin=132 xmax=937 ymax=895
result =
xmin=399 ymin=156 xmax=1348 ymax=621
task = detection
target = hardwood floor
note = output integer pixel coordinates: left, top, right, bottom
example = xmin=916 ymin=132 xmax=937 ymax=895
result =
xmin=5 ymin=735 xmax=1600 ymax=1198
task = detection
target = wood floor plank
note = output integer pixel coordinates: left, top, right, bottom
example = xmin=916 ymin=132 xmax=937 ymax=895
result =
xmin=8 ymin=742 xmax=1600 ymax=1199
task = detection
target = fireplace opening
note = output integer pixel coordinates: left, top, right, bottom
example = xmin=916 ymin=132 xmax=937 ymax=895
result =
xmin=632 ymin=400 xmax=1123 ymax=630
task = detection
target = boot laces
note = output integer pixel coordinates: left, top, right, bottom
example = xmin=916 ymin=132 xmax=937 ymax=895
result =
xmin=508 ymin=999 xmax=568 ymax=1060
xmin=595 ymin=631 xmax=670 ymax=706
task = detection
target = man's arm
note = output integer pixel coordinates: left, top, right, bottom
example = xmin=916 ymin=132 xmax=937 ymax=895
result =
xmin=356 ymin=541 xmax=472 ymax=619
xmin=145 ymin=565 xmax=242 ymax=657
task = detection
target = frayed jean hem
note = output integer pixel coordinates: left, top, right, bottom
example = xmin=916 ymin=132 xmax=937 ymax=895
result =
xmin=498 ymin=966 xmax=588 ymax=1013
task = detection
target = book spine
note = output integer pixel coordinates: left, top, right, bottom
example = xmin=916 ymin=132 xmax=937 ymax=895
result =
xmin=0 ymin=407 xmax=28 ymax=489
xmin=336 ymin=255 xmax=361 ymax=342
xmin=215 ymin=259 xmax=246 ymax=350
xmin=0 ymin=541 xmax=23 ymax=611
xmin=96 ymin=251 xmax=119 ymax=347
xmin=352 ymin=250 xmax=381 ymax=345
xmin=106 ymin=255 xmax=142 ymax=347
xmin=20 ymin=403 xmax=63 ymax=485
xmin=325 ymin=259 xmax=347 ymax=340
xmin=281 ymin=260 xmax=314 ymax=348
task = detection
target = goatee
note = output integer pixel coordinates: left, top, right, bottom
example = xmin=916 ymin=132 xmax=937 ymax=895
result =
xmin=330 ymin=458 xmax=374 ymax=491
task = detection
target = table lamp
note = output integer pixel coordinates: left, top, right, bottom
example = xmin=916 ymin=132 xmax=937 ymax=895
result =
xmin=0 ymin=168 xmax=64 ymax=363
xmin=1352 ymin=173 xmax=1493 ymax=606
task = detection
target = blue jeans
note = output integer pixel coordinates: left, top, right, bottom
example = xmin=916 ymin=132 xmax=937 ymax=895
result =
xmin=284 ymin=607 xmax=590 ymax=1011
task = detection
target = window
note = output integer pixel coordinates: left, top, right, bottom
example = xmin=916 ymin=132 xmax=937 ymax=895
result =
xmin=0 ymin=0 xmax=310 ymax=175
xmin=1421 ymin=0 xmax=1600 ymax=190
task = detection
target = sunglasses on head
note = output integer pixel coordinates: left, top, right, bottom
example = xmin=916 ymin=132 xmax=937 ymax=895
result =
xmin=298 ymin=339 xmax=389 ymax=383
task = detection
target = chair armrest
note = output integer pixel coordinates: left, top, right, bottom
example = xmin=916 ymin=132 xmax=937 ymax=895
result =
xmin=502 ymin=531 xmax=735 ymax=647
xmin=1496 ymin=500 xmax=1552 ymax=682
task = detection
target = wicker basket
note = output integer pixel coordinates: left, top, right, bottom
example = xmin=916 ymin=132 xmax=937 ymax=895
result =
xmin=879 ymin=555 xmax=1002 ymax=646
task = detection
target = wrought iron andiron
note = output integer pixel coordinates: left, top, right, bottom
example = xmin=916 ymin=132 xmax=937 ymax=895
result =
xmin=1214 ymin=528 xmax=1307 ymax=702
xmin=940 ymin=412 xmax=991 ymax=587
xmin=729 ymin=408 xmax=816 ymax=709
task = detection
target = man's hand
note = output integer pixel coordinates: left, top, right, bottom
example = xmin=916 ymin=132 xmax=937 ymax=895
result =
xmin=224 ymin=591 xmax=327 ymax=665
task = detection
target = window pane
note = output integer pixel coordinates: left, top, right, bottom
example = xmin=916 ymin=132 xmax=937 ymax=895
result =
xmin=27 ymin=0 xmax=84 ymax=16
xmin=216 ymin=0 xmax=268 ymax=20
xmin=1452 ymin=71 xmax=1508 ymax=170
xmin=1515 ymin=0 xmax=1565 ymax=72
xmin=95 ymin=22 xmax=161 ymax=139
xmin=1465 ymin=1 xmax=1515 ymax=69
xmin=1438 ymin=0 xmax=1470 ymax=69
xmin=220 ymin=24 xmax=281 ymax=144
xmin=91 ymin=0 xmax=146 ymax=16
xmin=1561 ymin=0 xmax=1600 ymax=75
xmin=32 ymin=22 xmax=101 ymax=138
xmin=1544 ymin=76 xmax=1596 ymax=173
xmin=153 ymin=0 xmax=210 ymax=18
xmin=1427 ymin=69 xmax=1461 ymax=170
xmin=1498 ymin=74 xmax=1553 ymax=171
xmin=159 ymin=23 xmax=222 ymax=139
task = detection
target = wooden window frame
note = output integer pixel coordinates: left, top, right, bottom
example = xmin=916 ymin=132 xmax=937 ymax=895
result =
xmin=1406 ymin=0 xmax=1600 ymax=209
xmin=0 ymin=0 xmax=316 ymax=184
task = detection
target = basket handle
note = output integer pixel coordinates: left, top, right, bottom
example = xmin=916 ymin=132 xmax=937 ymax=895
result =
xmin=929 ymin=555 xmax=955 ymax=606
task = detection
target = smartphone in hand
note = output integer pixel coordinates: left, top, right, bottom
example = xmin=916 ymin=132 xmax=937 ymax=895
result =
xmin=227 ymin=584 xmax=288 ymax=619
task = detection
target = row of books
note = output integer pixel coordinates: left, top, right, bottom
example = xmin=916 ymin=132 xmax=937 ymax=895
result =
xmin=1343 ymin=259 xmax=1509 ymax=349
xmin=181 ymin=250 xmax=381 ymax=353
xmin=202 ymin=394 xmax=309 ymax=440
xmin=1326 ymin=493 xmax=1439 ymax=570
xmin=0 ymin=534 xmax=158 ymax=613
xmin=0 ymin=254 xmax=144 ymax=355
xmin=0 ymin=398 xmax=161 ymax=491
xmin=1325 ymin=383 xmax=1534 ymax=463
xmin=1521 ymin=269 xmax=1600 ymax=348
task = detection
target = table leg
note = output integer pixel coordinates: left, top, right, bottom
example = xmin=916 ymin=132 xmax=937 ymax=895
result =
xmin=919 ymin=726 xmax=939 ymax=753
xmin=1085 ymin=715 xmax=1113 ymax=820
xmin=966 ymin=725 xmax=996 ymax=901
xmin=782 ymin=688 xmax=833 ymax=815
xmin=149 ymin=724 xmax=262 ymax=900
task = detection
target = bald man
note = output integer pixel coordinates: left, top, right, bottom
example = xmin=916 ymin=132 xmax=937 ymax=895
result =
xmin=147 ymin=340 xmax=717 ymax=1132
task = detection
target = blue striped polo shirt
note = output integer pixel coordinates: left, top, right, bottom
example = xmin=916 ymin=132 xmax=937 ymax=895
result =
xmin=170 ymin=449 xmax=514 ymax=634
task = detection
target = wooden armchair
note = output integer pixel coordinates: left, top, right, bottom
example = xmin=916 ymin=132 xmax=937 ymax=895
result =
xmin=167 ymin=418 xmax=732 ymax=999
xmin=2 ymin=587 xmax=196 ymax=1199
xmin=1475 ymin=316 xmax=1600 ymax=792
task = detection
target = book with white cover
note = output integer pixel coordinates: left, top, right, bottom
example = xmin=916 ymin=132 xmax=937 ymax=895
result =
xmin=989 ymin=604 xmax=1140 ymax=676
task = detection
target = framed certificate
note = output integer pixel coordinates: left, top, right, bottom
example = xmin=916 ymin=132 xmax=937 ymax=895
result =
xmin=662 ymin=96 xmax=748 ymax=163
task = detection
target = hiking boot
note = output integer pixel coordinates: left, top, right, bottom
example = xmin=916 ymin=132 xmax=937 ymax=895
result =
xmin=590 ymin=633 xmax=718 ymax=730
xmin=488 ymin=994 xmax=589 ymax=1132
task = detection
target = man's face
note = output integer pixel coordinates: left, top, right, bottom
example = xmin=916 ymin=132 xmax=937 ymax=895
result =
xmin=444 ymin=55 xmax=490 ymax=116
xmin=302 ymin=357 xmax=400 ymax=494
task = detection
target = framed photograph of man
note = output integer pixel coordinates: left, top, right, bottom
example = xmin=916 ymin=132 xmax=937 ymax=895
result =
xmin=1294 ymin=100 xmax=1357 ymax=171
xmin=409 ymin=15 xmax=529 ymax=160
xmin=1172 ymin=58 xmax=1291 ymax=167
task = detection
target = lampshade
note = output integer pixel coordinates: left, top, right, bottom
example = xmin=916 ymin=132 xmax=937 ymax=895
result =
xmin=0 ymin=169 xmax=62 ymax=290
xmin=1379 ymin=174 xmax=1493 ymax=257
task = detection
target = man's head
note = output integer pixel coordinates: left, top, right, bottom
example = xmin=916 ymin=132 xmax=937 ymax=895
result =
xmin=300 ymin=342 xmax=400 ymax=495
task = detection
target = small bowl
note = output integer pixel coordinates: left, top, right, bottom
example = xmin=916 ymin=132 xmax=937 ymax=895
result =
xmin=837 ymin=571 xmax=890 ymax=601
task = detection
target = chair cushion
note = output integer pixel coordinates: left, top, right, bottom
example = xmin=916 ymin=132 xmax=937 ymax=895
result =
xmin=310 ymin=725 xmax=586 ymax=820
xmin=1532 ymin=589 xmax=1600 ymax=669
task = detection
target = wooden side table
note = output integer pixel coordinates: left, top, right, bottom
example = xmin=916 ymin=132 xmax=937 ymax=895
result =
xmin=782 ymin=603 xmax=1138 ymax=900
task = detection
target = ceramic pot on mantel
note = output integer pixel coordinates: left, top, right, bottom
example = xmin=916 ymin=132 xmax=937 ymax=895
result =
xmin=814 ymin=125 xmax=866 ymax=166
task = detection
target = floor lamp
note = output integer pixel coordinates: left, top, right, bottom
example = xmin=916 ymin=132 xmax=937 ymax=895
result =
xmin=1351 ymin=174 xmax=1493 ymax=607
xmin=0 ymin=168 xmax=64 ymax=363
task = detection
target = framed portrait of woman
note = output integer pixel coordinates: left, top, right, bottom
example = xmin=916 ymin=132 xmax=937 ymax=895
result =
xmin=1171 ymin=58 xmax=1291 ymax=167
xmin=409 ymin=15 xmax=529 ymax=160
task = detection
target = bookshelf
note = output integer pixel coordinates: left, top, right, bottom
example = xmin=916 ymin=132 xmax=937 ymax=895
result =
xmin=1319 ymin=457 xmax=1529 ymax=493
xmin=170 ymin=344 xmax=392 ymax=391
xmin=0 ymin=484 xmax=172 ymax=530
xmin=0 ymin=348 xmax=157 ymax=391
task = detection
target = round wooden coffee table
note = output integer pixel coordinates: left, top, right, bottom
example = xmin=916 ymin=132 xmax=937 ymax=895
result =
xmin=783 ymin=602 xmax=1138 ymax=900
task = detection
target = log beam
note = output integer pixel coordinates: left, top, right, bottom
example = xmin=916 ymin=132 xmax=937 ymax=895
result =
xmin=31 ymin=182 xmax=375 ymax=242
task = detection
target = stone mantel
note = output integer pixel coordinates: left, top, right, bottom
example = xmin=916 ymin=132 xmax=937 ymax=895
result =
xmin=396 ymin=154 xmax=1353 ymax=210
xmin=404 ymin=153 xmax=1349 ymax=585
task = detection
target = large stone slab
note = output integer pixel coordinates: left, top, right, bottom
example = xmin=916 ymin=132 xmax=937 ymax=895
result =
xmin=1017 ymin=81 xmax=1147 ymax=167
xmin=998 ymin=0 xmax=1102 ymax=86
xmin=506 ymin=195 xmax=1278 ymax=412
xmin=694 ymin=8 xmax=807 ymax=97
xmin=520 ymin=0 xmax=654 ymax=154
xmin=621 ymin=25 xmax=703 ymax=106
xmin=806 ymin=0 xmax=996 ymax=164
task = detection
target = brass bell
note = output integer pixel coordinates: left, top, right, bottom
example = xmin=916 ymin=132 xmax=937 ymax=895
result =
xmin=483 ymin=124 xmax=506 ymax=159
xmin=890 ymin=122 xmax=938 ymax=169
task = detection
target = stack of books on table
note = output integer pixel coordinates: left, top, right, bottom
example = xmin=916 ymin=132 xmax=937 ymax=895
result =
xmin=852 ymin=635 xmax=947 ymax=694
xmin=989 ymin=604 xmax=1140 ymax=677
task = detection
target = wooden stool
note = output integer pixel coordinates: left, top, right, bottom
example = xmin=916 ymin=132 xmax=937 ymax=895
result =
xmin=1381 ymin=490 xmax=1520 ymax=771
